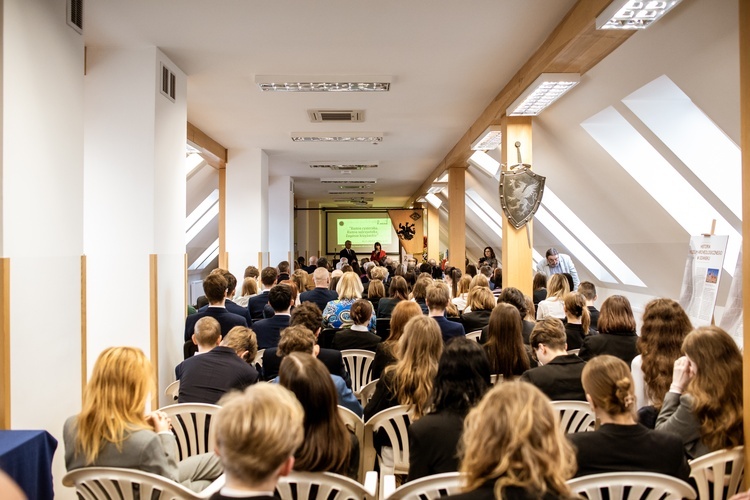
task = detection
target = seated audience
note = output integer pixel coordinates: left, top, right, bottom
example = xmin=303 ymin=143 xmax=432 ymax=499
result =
xmin=331 ymin=299 xmax=381 ymax=352
xmin=578 ymin=281 xmax=599 ymax=331
xmin=563 ymin=292 xmax=592 ymax=351
xmin=252 ymin=284 xmax=293 ymax=350
xmin=366 ymin=278 xmax=385 ymax=311
xmin=570 ymin=355 xmax=689 ymax=480
xmin=533 ymin=272 xmax=548 ymax=308
xmin=536 ymin=274 xmax=569 ymax=320
xmin=491 ymin=268 xmax=502 ymax=292
xmin=444 ymin=267 xmax=461 ymax=299
xmin=483 ymin=287 xmax=534 ymax=344
xmin=234 ymin=277 xmax=258 ymax=308
xmin=484 ymin=303 xmax=531 ymax=380
xmin=461 ymin=287 xmax=495 ymax=333
xmin=446 ymin=382 xmax=576 ymax=499
xmin=300 ymin=267 xmax=338 ymax=313
xmin=408 ymin=338 xmax=491 ymax=482
xmin=247 ymin=267 xmax=278 ymax=320
xmin=377 ymin=275 xmax=409 ymax=318
xmin=578 ymin=295 xmax=638 ymax=365
xmin=656 ymin=326 xmax=743 ymax=459
xmin=176 ymin=320 xmax=259 ymax=404
xmin=221 ymin=325 xmax=259 ymax=365
xmin=279 ymin=353 xmax=358 ymax=479
xmin=184 ymin=273 xmax=248 ymax=342
xmin=451 ymin=275 xmax=471 ymax=312
xmin=371 ymin=300 xmax=423 ymax=379
xmin=64 ymin=347 xmax=222 ymax=491
xmin=291 ymin=269 xmax=311 ymax=298
xmin=197 ymin=269 xmax=252 ymax=322
xmin=276 ymin=261 xmax=291 ymax=283
xmin=212 ymin=384 xmax=303 ymax=500
xmin=521 ymin=318 xmax=586 ymax=401
xmin=427 ymin=282 xmax=465 ymax=342
xmin=410 ymin=275 xmax=431 ymax=314
xmin=323 ymin=272 xmax=374 ymax=330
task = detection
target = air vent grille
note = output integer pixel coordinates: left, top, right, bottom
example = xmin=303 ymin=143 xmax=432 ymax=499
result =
xmin=328 ymin=190 xmax=375 ymax=195
xmin=308 ymin=110 xmax=364 ymax=122
xmin=160 ymin=63 xmax=176 ymax=102
xmin=309 ymin=163 xmax=379 ymax=170
xmin=67 ymin=0 xmax=83 ymax=34
xmin=291 ymin=133 xmax=383 ymax=143
xmin=319 ymin=178 xmax=377 ymax=185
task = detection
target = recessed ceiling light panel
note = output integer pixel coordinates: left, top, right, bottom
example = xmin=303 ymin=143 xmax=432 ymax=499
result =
xmin=292 ymin=132 xmax=383 ymax=143
xmin=255 ymin=75 xmax=392 ymax=92
xmin=328 ymin=190 xmax=375 ymax=195
xmin=319 ymin=178 xmax=377 ymax=184
xmin=596 ymin=0 xmax=683 ymax=30
xmin=309 ymin=162 xmax=379 ymax=170
xmin=471 ymin=125 xmax=503 ymax=151
xmin=507 ymin=73 xmax=580 ymax=116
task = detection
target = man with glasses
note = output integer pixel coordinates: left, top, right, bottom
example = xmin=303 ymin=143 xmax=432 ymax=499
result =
xmin=537 ymin=247 xmax=580 ymax=291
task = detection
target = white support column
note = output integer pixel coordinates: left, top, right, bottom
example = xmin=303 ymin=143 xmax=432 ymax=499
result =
xmin=269 ymin=175 xmax=294 ymax=267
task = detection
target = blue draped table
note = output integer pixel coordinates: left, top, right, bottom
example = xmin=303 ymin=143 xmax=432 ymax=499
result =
xmin=0 ymin=430 xmax=58 ymax=500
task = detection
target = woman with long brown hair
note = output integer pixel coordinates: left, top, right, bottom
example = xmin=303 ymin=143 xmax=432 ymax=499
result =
xmin=483 ymin=303 xmax=531 ymax=380
xmin=632 ymin=298 xmax=692 ymax=411
xmin=447 ymin=382 xmax=576 ymax=499
xmin=278 ymin=352 xmax=357 ymax=478
xmin=562 ymin=292 xmax=591 ymax=350
xmin=371 ymin=300 xmax=423 ymax=379
xmin=536 ymin=274 xmax=569 ymax=320
xmin=377 ymin=275 xmax=409 ymax=318
xmin=578 ymin=295 xmax=638 ymax=365
xmin=656 ymin=326 xmax=743 ymax=458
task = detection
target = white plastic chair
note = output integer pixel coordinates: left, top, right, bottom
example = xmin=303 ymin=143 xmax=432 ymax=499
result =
xmin=338 ymin=405 xmax=366 ymax=483
xmin=465 ymin=330 xmax=481 ymax=342
xmin=689 ymin=445 xmax=745 ymax=500
xmin=164 ymin=380 xmax=180 ymax=401
xmin=383 ymin=472 xmax=464 ymax=499
xmin=159 ymin=403 xmax=221 ymax=461
xmin=363 ymin=405 xmax=414 ymax=493
xmin=358 ymin=378 xmax=379 ymax=405
xmin=276 ymin=470 xmax=378 ymax=500
xmin=62 ymin=466 xmax=220 ymax=499
xmin=551 ymin=400 xmax=596 ymax=433
xmin=341 ymin=349 xmax=376 ymax=398
xmin=567 ymin=471 xmax=696 ymax=499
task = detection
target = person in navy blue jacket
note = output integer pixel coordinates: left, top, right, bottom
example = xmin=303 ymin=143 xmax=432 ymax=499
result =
xmin=426 ymin=282 xmax=465 ymax=343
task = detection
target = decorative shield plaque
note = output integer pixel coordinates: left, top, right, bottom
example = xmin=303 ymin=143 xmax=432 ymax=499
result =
xmin=499 ymin=165 xmax=546 ymax=229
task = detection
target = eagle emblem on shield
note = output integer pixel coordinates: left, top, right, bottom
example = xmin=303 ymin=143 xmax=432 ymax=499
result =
xmin=499 ymin=165 xmax=545 ymax=230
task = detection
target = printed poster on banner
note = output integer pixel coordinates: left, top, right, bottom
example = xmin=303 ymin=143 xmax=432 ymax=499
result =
xmin=387 ymin=209 xmax=424 ymax=255
xmin=677 ymin=234 xmax=729 ymax=327
xmin=718 ymin=249 xmax=743 ymax=349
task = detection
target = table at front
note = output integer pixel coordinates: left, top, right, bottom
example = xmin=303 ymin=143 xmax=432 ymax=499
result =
xmin=0 ymin=430 xmax=58 ymax=500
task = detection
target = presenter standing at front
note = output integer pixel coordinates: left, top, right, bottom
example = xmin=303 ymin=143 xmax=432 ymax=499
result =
xmin=340 ymin=240 xmax=357 ymax=264
xmin=371 ymin=242 xmax=386 ymax=264
xmin=537 ymin=247 xmax=579 ymax=291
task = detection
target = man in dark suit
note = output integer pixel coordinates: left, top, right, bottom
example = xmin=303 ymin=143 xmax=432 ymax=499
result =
xmin=427 ymin=282 xmax=465 ymax=343
xmin=299 ymin=267 xmax=338 ymax=313
xmin=304 ymin=256 xmax=318 ymax=274
xmin=196 ymin=268 xmax=251 ymax=325
xmin=339 ymin=240 xmax=357 ymax=264
xmin=521 ymin=318 xmax=586 ymax=401
xmin=331 ymin=299 xmax=381 ymax=352
xmin=247 ymin=266 xmax=278 ymax=320
xmin=276 ymin=261 xmax=291 ymax=284
xmin=261 ymin=302 xmax=351 ymax=388
xmin=175 ymin=317 xmax=258 ymax=404
xmin=252 ymin=284 xmax=293 ymax=350
xmin=184 ymin=273 xmax=248 ymax=342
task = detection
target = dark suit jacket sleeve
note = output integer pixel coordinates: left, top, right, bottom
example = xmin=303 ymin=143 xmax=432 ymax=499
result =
xmin=329 ymin=350 xmax=352 ymax=389
xmin=578 ymin=336 xmax=595 ymax=361
xmin=363 ymin=374 xmax=396 ymax=421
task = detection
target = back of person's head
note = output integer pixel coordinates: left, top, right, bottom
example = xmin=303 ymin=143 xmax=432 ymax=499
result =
xmin=349 ymin=299 xmax=373 ymax=326
xmin=581 ymin=355 xmax=636 ymax=417
xmin=269 ymin=284 xmax=293 ymax=312
xmin=340 ymin=264 xmax=353 ymax=273
xmin=211 ymin=268 xmax=237 ymax=296
xmin=388 ymin=275 xmax=409 ymax=300
xmin=244 ymin=265 xmax=260 ymax=280
xmin=316 ymin=257 xmax=329 ymax=270
xmin=411 ymin=276 xmax=432 ymax=300
xmin=468 ymin=273 xmax=489 ymax=290
xmin=598 ymin=295 xmax=636 ymax=334
xmin=498 ymin=287 xmax=528 ymax=319
xmin=466 ymin=287 xmax=495 ymax=311
xmin=563 ymin=292 xmax=590 ymax=332
xmin=491 ymin=268 xmax=502 ymax=289
xmin=203 ymin=273 xmax=228 ymax=303
xmin=370 ymin=266 xmax=387 ymax=281
xmin=260 ymin=267 xmax=279 ymax=287
xmin=466 ymin=264 xmax=478 ymax=277
xmin=532 ymin=272 xmax=547 ymax=290
xmin=425 ymin=282 xmax=450 ymax=311
xmin=221 ymin=326 xmax=258 ymax=364
xmin=196 ymin=295 xmax=209 ymax=310
xmin=479 ymin=265 xmax=492 ymax=279
xmin=279 ymin=353 xmax=351 ymax=474
xmin=215 ymin=384 xmax=304 ymax=487
xmin=290 ymin=302 xmax=323 ymax=334
xmin=546 ymin=274 xmax=569 ymax=299
xmin=367 ymin=279 xmax=385 ymax=299
xmin=77 ymin=347 xmax=153 ymax=464
xmin=419 ymin=262 xmax=432 ymax=274
xmin=456 ymin=275 xmax=472 ymax=296
xmin=336 ymin=271 xmax=363 ymax=300
xmin=637 ymin=298 xmax=692 ymax=408
xmin=309 ymin=256 xmax=318 ymax=266
xmin=312 ymin=267 xmax=330 ymax=285
xmin=524 ymin=295 xmax=536 ymax=322
xmin=578 ymin=281 xmax=596 ymax=301
xmin=529 ymin=317 xmax=566 ymax=352
xmin=387 ymin=300 xmax=424 ymax=345
xmin=403 ymin=271 xmax=417 ymax=291
xmin=241 ymin=277 xmax=258 ymax=297
xmin=194 ymin=316 xmax=222 ymax=347
xmin=292 ymin=269 xmax=310 ymax=293
xmin=485 ymin=303 xmax=529 ymax=378
xmin=279 ymin=280 xmax=298 ymax=304
xmin=277 ymin=325 xmax=316 ymax=357
xmin=447 ymin=267 xmax=462 ymax=297
xmin=297 ymin=256 xmax=305 ymax=268
xmin=562 ymin=273 xmax=575 ymax=292
xmin=682 ymin=326 xmax=743 ymax=451
xmin=278 ymin=261 xmax=290 ymax=274
xmin=459 ymin=382 xmax=575 ymax=497
xmin=431 ymin=337 xmax=490 ymax=415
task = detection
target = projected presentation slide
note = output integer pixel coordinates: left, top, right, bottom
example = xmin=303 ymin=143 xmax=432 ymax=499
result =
xmin=326 ymin=211 xmax=399 ymax=255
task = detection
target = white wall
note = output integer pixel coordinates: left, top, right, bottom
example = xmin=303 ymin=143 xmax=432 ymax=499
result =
xmin=269 ymin=175 xmax=294 ymax=266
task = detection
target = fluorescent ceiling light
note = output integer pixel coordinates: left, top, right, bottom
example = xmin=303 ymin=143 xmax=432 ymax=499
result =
xmin=327 ymin=190 xmax=374 ymax=195
xmin=427 ymin=184 xmax=446 ymax=195
xmin=319 ymin=178 xmax=377 ymax=185
xmin=468 ymin=151 xmax=501 ymax=177
xmin=596 ymin=0 xmax=683 ymax=30
xmin=309 ymin=162 xmax=379 ymax=170
xmin=189 ymin=239 xmax=220 ymax=271
xmin=255 ymin=75 xmax=391 ymax=92
xmin=292 ymin=133 xmax=383 ymax=143
xmin=507 ymin=73 xmax=580 ymax=116
xmin=425 ymin=193 xmax=442 ymax=209
xmin=471 ymin=125 xmax=503 ymax=151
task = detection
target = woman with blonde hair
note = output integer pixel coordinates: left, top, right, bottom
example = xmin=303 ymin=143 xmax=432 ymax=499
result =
xmin=371 ymin=300 xmax=423 ymax=379
xmin=461 ymin=287 xmax=496 ymax=332
xmin=323 ymin=272 xmax=374 ymax=329
xmin=63 ymin=347 xmax=222 ymax=491
xmin=447 ymin=382 xmax=576 ymax=499
xmin=292 ymin=269 xmax=312 ymax=295
xmin=570 ymin=355 xmax=689 ymax=480
xmin=483 ymin=303 xmax=531 ymax=380
xmin=562 ymin=292 xmax=591 ymax=350
xmin=366 ymin=278 xmax=386 ymax=312
xmin=579 ymin=295 xmax=638 ymax=365
xmin=451 ymin=275 xmax=472 ymax=312
xmin=536 ymin=274 xmax=569 ymax=320
xmin=656 ymin=326 xmax=743 ymax=458
xmin=234 ymin=277 xmax=258 ymax=307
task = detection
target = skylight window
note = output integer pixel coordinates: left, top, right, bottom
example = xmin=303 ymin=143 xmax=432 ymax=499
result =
xmin=189 ymin=239 xmax=219 ymax=271
xmin=185 ymin=189 xmax=219 ymax=244
xmin=186 ymin=153 xmax=204 ymax=175
xmin=582 ymin=106 xmax=740 ymax=275
xmin=621 ymin=75 xmax=742 ymax=219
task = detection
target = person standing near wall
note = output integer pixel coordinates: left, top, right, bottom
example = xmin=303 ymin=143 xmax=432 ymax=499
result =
xmin=537 ymin=247 xmax=580 ymax=291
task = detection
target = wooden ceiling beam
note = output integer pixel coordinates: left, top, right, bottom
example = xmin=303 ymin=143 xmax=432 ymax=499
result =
xmin=406 ymin=0 xmax=633 ymax=207
xmin=187 ymin=122 xmax=227 ymax=170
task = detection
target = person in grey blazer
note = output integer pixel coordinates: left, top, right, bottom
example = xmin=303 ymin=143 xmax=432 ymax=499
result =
xmin=63 ymin=347 xmax=222 ymax=492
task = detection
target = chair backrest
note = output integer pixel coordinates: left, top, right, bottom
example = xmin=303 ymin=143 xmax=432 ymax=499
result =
xmin=159 ymin=403 xmax=221 ymax=461
xmin=567 ymin=471 xmax=696 ymax=499
xmin=62 ymin=467 xmax=200 ymax=500
xmin=164 ymin=380 xmax=180 ymax=401
xmin=254 ymin=348 xmax=265 ymax=368
xmin=466 ymin=330 xmax=481 ymax=342
xmin=384 ymin=472 xmax=464 ymax=500
xmin=551 ymin=400 xmax=596 ymax=433
xmin=689 ymin=445 xmax=745 ymax=500
xmin=341 ymin=349 xmax=376 ymax=395
xmin=337 ymin=405 xmax=366 ymax=483
xmin=358 ymin=378 xmax=379 ymax=405
xmin=276 ymin=470 xmax=377 ymax=500
xmin=364 ymin=405 xmax=414 ymax=474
